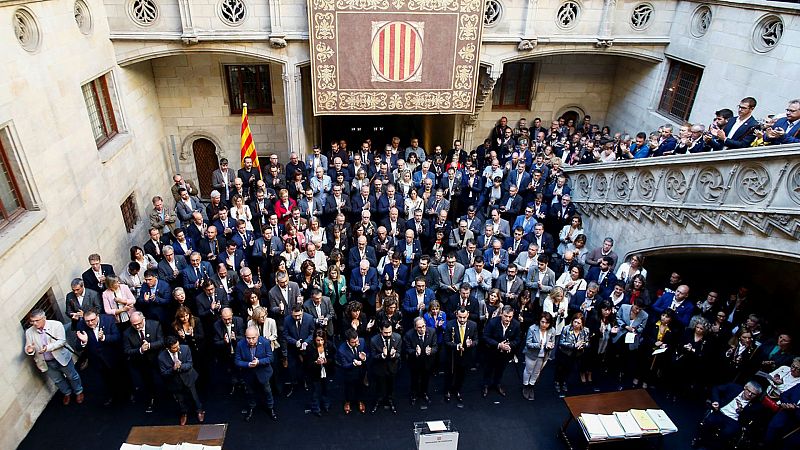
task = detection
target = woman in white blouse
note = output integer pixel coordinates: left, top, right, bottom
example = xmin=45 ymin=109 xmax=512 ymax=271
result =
xmin=398 ymin=170 xmax=414 ymax=197
xmin=542 ymin=287 xmax=570 ymax=338
xmin=615 ymin=253 xmax=647 ymax=284
xmin=558 ymin=216 xmax=585 ymax=254
xmin=404 ymin=189 xmax=424 ymax=220
xmin=230 ymin=194 xmax=253 ymax=231
xmin=305 ymin=216 xmax=327 ymax=249
xmin=248 ymin=306 xmax=279 ymax=351
xmin=556 ymin=266 xmax=587 ymax=302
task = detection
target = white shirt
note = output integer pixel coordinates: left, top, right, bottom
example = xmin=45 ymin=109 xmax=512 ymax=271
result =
xmin=720 ymin=392 xmax=749 ymax=422
xmin=726 ymin=116 xmax=750 ymax=148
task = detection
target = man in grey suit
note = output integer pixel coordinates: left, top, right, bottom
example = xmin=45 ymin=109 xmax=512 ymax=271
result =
xmin=24 ymin=309 xmax=84 ymax=405
xmin=175 ymin=188 xmax=206 ymax=227
xmin=437 ymin=252 xmax=465 ymax=308
xmin=297 ymin=187 xmax=324 ymax=220
xmin=425 ymin=189 xmax=450 ymax=221
xmin=211 ymin=158 xmax=237 ymax=205
xmin=268 ymin=271 xmax=302 ymax=340
xmin=525 ymin=254 xmax=556 ymax=307
xmin=158 ymin=245 xmax=188 ymax=288
xmin=496 ymin=265 xmax=524 ymax=305
xmin=65 ymin=278 xmax=103 ymax=326
xmin=303 ymin=288 xmax=335 ymax=338
xmin=484 ymin=208 xmax=511 ymax=241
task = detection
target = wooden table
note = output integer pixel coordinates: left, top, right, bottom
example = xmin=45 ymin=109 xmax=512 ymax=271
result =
xmin=559 ymin=390 xmax=661 ymax=450
xmin=126 ymin=423 xmax=227 ymax=447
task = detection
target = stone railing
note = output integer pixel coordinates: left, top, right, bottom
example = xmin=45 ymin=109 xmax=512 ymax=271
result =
xmin=563 ymin=145 xmax=800 ymax=239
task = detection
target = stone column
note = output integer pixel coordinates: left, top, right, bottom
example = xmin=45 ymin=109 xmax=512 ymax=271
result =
xmin=177 ymin=0 xmax=198 ymax=44
xmin=596 ymin=0 xmax=616 ymax=48
xmin=282 ymin=65 xmax=304 ymax=157
xmin=268 ymin=0 xmax=287 ymax=47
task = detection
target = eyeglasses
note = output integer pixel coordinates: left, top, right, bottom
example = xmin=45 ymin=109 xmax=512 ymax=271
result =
xmin=743 ymin=388 xmax=759 ymax=396
xmin=787 ymin=108 xmax=799 ymax=113
xmin=738 ymin=105 xmax=751 ymax=110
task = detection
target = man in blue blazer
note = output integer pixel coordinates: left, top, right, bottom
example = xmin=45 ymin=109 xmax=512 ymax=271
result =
xmin=181 ymin=252 xmax=214 ymax=292
xmin=347 ymin=236 xmax=378 ymax=271
xmin=651 ymin=284 xmax=694 ymax=327
xmin=282 ymin=304 xmax=315 ymax=395
xmin=585 ymin=256 xmax=618 ymax=299
xmin=382 ymin=254 xmax=410 ymax=294
xmin=396 ymin=229 xmax=423 ymax=266
xmin=350 ymin=260 xmax=380 ymax=312
xmin=229 ymin=221 xmax=256 ymax=256
xmin=376 ymin=185 xmax=405 ymax=222
xmin=138 ymin=269 xmax=172 ymax=325
xmin=76 ymin=309 xmax=122 ymax=405
xmin=402 ymin=277 xmax=435 ymax=319
xmin=482 ymin=306 xmax=521 ymax=397
xmin=513 ymin=207 xmax=538 ymax=236
xmin=766 ymin=100 xmax=800 ymax=144
xmin=713 ymin=97 xmax=759 ymax=149
xmin=236 ymin=326 xmax=277 ymax=421
xmin=336 ymin=329 xmax=369 ymax=414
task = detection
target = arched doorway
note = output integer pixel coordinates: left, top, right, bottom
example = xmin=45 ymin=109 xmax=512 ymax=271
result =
xmin=560 ymin=110 xmax=581 ymax=127
xmin=192 ymin=138 xmax=218 ymax=199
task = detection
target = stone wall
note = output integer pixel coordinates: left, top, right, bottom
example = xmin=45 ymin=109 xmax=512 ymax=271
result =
xmin=0 ymin=2 xmax=172 ymax=448
xmin=150 ymin=53 xmax=288 ymax=183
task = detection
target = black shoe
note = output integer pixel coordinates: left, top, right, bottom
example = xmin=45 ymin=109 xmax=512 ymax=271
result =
xmin=103 ymin=398 xmax=113 ymax=407
xmin=284 ymin=387 xmax=294 ymax=398
xmin=145 ymin=400 xmax=155 ymax=413
xmin=482 ymin=386 xmax=489 ymax=398
xmin=389 ymin=402 xmax=397 ymax=414
xmin=268 ymin=408 xmax=278 ymax=420
xmin=410 ymin=396 xmax=417 ymax=406
xmin=422 ymin=394 xmax=431 ymax=404
xmin=371 ymin=403 xmax=380 ymax=414
xmin=444 ymin=392 xmax=451 ymax=403
xmin=229 ymin=385 xmax=237 ymax=395
xmin=456 ymin=393 xmax=464 ymax=408
xmin=243 ymin=408 xmax=254 ymax=422
xmin=313 ymin=410 xmax=322 ymax=417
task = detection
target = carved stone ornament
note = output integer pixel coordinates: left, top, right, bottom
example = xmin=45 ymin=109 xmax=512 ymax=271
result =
xmin=787 ymin=163 xmax=800 ymax=205
xmin=593 ymin=173 xmax=608 ymax=199
xmin=611 ymin=171 xmax=630 ymax=200
xmin=637 ymin=170 xmax=655 ymax=200
xmin=269 ymin=37 xmax=288 ymax=48
xmin=736 ymin=164 xmax=771 ymax=204
xmin=696 ymin=167 xmax=724 ymax=203
xmin=576 ymin=203 xmax=800 ymax=239
xmin=664 ymin=169 xmax=687 ymax=201
xmin=518 ymin=39 xmax=538 ymax=51
xmin=595 ymin=38 xmax=614 ymax=48
xmin=577 ymin=174 xmax=590 ymax=197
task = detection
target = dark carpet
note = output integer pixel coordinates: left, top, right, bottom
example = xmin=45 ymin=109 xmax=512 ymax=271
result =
xmin=18 ymin=360 xmax=704 ymax=450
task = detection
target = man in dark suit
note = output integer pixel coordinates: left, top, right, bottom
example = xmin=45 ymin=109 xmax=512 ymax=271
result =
xmin=460 ymin=165 xmax=483 ymax=212
xmin=713 ymin=97 xmax=759 ymax=150
xmin=230 ymin=220 xmax=256 ymax=257
xmin=212 ymin=206 xmax=238 ymax=240
xmin=184 ymin=212 xmax=207 ymax=247
xmin=347 ymin=235 xmax=378 ymax=271
xmin=402 ymin=277 xmax=436 ymax=331
xmin=75 ymin=309 xmax=122 ymax=406
xmin=585 ymin=256 xmax=619 ymax=299
xmin=66 ymin=278 xmax=103 ymax=327
xmin=349 ymin=260 xmax=380 ymax=312
xmin=651 ymin=284 xmax=694 ymax=328
xmin=376 ymin=184 xmax=405 ymax=223
xmin=282 ymin=304 xmax=315 ymax=396
xmin=370 ymin=321 xmax=402 ymax=413
xmin=444 ymin=307 xmax=478 ymax=407
xmin=268 ymin=272 xmax=301 ymax=339
xmin=197 ymin=225 xmax=226 ymax=263
xmin=504 ymin=227 xmax=529 ymax=264
xmin=380 ymin=255 xmax=409 ymax=301
xmin=336 ymin=329 xmax=369 ymax=414
xmin=144 ymin=228 xmax=170 ymax=262
xmin=381 ymin=207 xmax=407 ymax=241
xmin=525 ymin=222 xmax=555 ymax=256
xmin=138 ymin=269 xmax=172 ymax=326
xmin=396 ymin=229 xmax=423 ymax=266
xmin=181 ymin=252 xmax=214 ymax=294
xmin=211 ymin=158 xmax=237 ymax=205
xmin=249 ymin=189 xmax=271 ymax=234
xmin=693 ymin=382 xmax=764 ymax=447
xmin=159 ymin=336 xmax=204 ymax=425
xmin=237 ymin=156 xmax=262 ymax=200
xmin=213 ymin=308 xmax=245 ymax=394
xmin=406 ymin=209 xmax=431 ymax=243
xmin=546 ymin=194 xmax=576 ymax=235
xmin=236 ymin=326 xmax=277 ymax=421
xmin=195 ymin=280 xmax=228 ymax=333
xmin=404 ymin=317 xmax=438 ymax=408
xmin=498 ymin=185 xmax=524 ymax=222
xmin=123 ymin=312 xmax=164 ymax=412
xmin=158 ymin=246 xmax=187 ymax=289
xmin=216 ymin=241 xmax=248 ymax=273
xmin=351 ymin=185 xmax=376 ymax=222
xmin=766 ymin=100 xmax=800 ymax=145
xmin=81 ymin=253 xmax=116 ymax=294
xmin=482 ymin=306 xmax=522 ymax=397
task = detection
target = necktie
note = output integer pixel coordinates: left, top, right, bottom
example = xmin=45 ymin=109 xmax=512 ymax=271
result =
xmin=351 ymin=345 xmax=358 ymax=356
xmin=385 ymin=337 xmax=391 ymax=352
xmin=449 ymin=267 xmax=454 ymax=280
xmin=172 ymin=351 xmax=179 ymax=363
xmin=195 ymin=268 xmax=200 ymax=280
xmin=296 ymin=320 xmax=301 ymax=330
xmin=139 ymin=329 xmax=145 ymax=341
xmin=459 ymin=325 xmax=465 ymax=346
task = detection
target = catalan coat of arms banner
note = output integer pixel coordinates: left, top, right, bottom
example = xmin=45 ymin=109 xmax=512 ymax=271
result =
xmin=307 ymin=0 xmax=486 ymax=115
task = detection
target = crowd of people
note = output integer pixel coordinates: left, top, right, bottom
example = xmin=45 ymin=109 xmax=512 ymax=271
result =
xmin=23 ymin=109 xmax=799 ymax=448
xmin=501 ymin=98 xmax=800 ymax=165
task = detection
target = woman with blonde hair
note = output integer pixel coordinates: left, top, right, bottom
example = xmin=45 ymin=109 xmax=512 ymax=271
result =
xmin=102 ymin=275 xmax=136 ymax=331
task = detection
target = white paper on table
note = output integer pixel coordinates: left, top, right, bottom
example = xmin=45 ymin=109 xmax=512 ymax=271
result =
xmin=179 ymin=444 xmax=204 ymax=450
xmin=651 ymin=347 xmax=668 ymax=355
xmin=427 ymin=421 xmax=447 ymax=432
xmin=624 ymin=333 xmax=636 ymax=344
xmin=201 ymin=447 xmax=222 ymax=450
xmin=598 ymin=414 xmax=626 ymax=438
xmin=646 ymin=409 xmax=678 ymax=433
xmin=580 ymin=414 xmax=608 ymax=440
xmin=120 ymin=445 xmax=140 ymax=450
xmin=140 ymin=446 xmax=161 ymax=450
xmin=614 ymin=411 xmax=644 ymax=437
xmin=161 ymin=446 xmax=178 ymax=450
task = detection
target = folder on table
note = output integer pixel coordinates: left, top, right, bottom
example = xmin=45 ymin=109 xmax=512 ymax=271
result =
xmin=630 ymin=409 xmax=659 ymax=434
xmin=579 ymin=413 xmax=608 ymax=441
xmin=614 ymin=411 xmax=644 ymax=437
xmin=646 ymin=408 xmax=678 ymax=433
xmin=598 ymin=414 xmax=626 ymax=438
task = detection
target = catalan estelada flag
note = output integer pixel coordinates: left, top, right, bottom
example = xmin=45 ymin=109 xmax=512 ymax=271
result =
xmin=240 ymin=103 xmax=259 ymax=168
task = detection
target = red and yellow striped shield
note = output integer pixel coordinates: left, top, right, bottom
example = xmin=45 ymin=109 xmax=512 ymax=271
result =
xmin=371 ymin=21 xmax=423 ymax=82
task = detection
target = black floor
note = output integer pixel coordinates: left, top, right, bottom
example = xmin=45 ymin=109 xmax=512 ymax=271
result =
xmin=18 ymin=361 xmax=704 ymax=450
